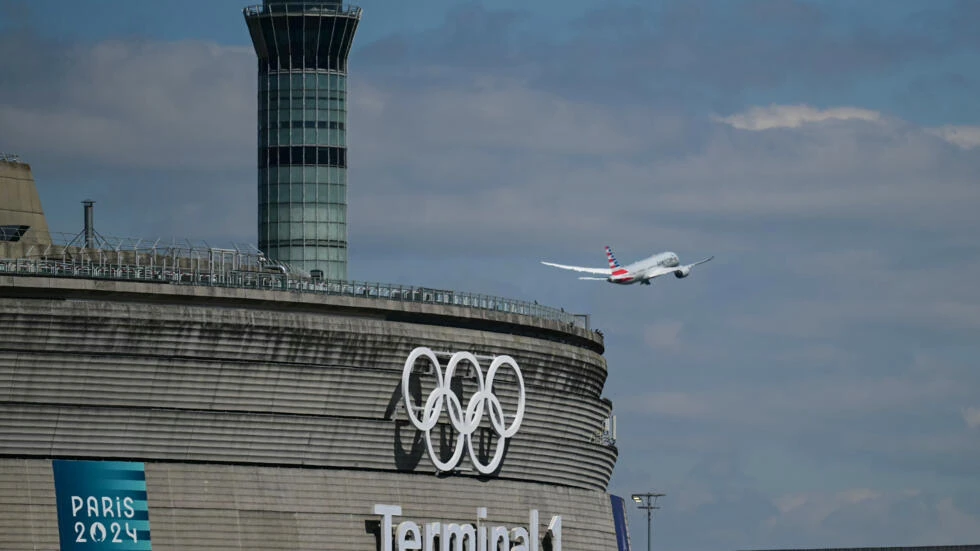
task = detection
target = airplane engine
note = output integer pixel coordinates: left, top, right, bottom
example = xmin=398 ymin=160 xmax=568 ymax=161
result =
xmin=674 ymin=267 xmax=691 ymax=279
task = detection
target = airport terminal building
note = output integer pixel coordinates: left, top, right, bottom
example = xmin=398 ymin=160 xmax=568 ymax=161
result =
xmin=0 ymin=267 xmax=624 ymax=550
xmin=0 ymin=153 xmax=628 ymax=550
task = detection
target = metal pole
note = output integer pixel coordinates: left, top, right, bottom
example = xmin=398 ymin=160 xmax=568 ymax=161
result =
xmin=631 ymin=492 xmax=664 ymax=551
xmin=647 ymin=506 xmax=652 ymax=551
xmin=82 ymin=200 xmax=95 ymax=249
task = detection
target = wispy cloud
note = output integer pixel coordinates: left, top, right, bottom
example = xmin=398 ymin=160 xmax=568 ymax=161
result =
xmin=716 ymin=103 xmax=980 ymax=150
xmin=0 ymin=36 xmax=254 ymax=170
xmin=925 ymin=124 xmax=980 ymax=149
xmin=714 ymin=104 xmax=882 ymax=130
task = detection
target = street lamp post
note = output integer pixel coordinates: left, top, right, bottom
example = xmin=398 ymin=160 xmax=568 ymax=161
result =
xmin=631 ymin=492 xmax=665 ymax=551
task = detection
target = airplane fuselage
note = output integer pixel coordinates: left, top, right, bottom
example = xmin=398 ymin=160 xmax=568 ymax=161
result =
xmin=608 ymin=251 xmax=680 ymax=284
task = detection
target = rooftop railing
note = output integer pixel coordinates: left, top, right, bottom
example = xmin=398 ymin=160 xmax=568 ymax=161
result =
xmin=0 ymin=235 xmax=590 ymax=331
xmin=243 ymin=3 xmax=362 ymax=18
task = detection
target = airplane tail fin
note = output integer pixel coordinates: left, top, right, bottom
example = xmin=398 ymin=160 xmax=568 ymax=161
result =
xmin=604 ymin=246 xmax=621 ymax=270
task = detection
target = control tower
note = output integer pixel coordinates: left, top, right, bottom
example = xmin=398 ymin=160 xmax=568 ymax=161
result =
xmin=243 ymin=1 xmax=361 ymax=280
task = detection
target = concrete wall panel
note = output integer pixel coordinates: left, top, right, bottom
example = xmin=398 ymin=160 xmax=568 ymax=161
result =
xmin=0 ymin=459 xmax=621 ymax=551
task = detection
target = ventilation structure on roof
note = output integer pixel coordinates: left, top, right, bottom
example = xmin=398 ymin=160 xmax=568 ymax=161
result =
xmin=0 ymin=225 xmax=30 ymax=242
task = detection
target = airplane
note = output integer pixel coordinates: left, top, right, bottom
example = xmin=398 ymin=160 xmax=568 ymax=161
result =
xmin=541 ymin=246 xmax=713 ymax=285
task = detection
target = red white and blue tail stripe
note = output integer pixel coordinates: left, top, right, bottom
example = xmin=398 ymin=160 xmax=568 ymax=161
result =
xmin=605 ymin=246 xmax=631 ymax=281
xmin=605 ymin=246 xmax=621 ymax=269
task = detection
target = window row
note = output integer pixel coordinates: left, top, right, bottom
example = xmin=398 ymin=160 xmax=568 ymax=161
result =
xmin=260 ymin=129 xmax=346 ymax=147
xmin=258 ymin=186 xmax=347 ymax=206
xmin=260 ymin=222 xmax=348 ymax=242
xmin=259 ymin=146 xmax=346 ymax=168
xmin=259 ymin=107 xmax=346 ymax=122
xmin=259 ymin=93 xmax=346 ymax=109
xmin=266 ymin=120 xmax=345 ymax=130
xmin=259 ymin=73 xmax=347 ymax=92
xmin=259 ymin=167 xmax=347 ymax=185
xmin=260 ymin=203 xmax=346 ymax=224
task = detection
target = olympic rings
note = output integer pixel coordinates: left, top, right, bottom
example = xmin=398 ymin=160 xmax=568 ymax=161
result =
xmin=402 ymin=346 xmax=526 ymax=474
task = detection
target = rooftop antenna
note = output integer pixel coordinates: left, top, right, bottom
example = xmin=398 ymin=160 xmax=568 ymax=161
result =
xmin=65 ymin=199 xmax=109 ymax=250
xmin=83 ymin=200 xmax=95 ymax=248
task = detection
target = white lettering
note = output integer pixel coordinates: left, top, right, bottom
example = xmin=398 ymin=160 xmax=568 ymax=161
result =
xmin=529 ymin=510 xmax=538 ymax=551
xmin=125 ymin=522 xmax=138 ymax=543
xmin=74 ymin=522 xmax=86 ymax=543
xmin=509 ymin=527 xmax=529 ymax=551
xmin=547 ymin=515 xmax=562 ymax=550
xmin=374 ymin=504 xmax=403 ymax=551
xmin=397 ymin=521 xmax=422 ymax=551
xmin=490 ymin=526 xmax=509 ymax=550
xmin=424 ymin=522 xmax=440 ymax=551
xmin=86 ymin=496 xmax=99 ymax=517
xmin=111 ymin=522 xmax=122 ymax=543
xmin=70 ymin=495 xmax=137 ymax=520
xmin=477 ymin=507 xmax=488 ymax=551
xmin=372 ymin=505 xmax=561 ymax=551
xmin=442 ymin=523 xmax=476 ymax=551
xmin=101 ymin=497 xmax=115 ymax=518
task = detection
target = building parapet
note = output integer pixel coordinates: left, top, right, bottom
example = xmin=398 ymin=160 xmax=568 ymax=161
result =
xmin=0 ymin=255 xmax=594 ymax=334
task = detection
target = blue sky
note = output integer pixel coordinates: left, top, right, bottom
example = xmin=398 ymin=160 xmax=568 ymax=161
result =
xmin=1 ymin=1 xmax=979 ymax=550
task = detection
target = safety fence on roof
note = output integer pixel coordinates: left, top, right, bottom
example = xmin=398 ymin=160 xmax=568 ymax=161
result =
xmin=0 ymin=255 xmax=590 ymax=330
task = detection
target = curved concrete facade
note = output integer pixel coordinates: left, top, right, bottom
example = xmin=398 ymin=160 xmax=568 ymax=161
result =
xmin=0 ymin=276 xmax=621 ymax=550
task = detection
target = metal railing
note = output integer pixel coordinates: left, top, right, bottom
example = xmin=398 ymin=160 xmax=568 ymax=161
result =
xmin=0 ymin=254 xmax=589 ymax=330
xmin=244 ymin=3 xmax=362 ymax=18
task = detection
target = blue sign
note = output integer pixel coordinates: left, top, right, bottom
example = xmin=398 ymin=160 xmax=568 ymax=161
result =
xmin=610 ymin=495 xmax=633 ymax=551
xmin=52 ymin=460 xmax=153 ymax=551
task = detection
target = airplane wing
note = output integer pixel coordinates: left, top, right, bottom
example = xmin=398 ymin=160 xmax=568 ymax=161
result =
xmin=577 ymin=276 xmax=608 ymax=281
xmin=540 ymin=261 xmax=613 ymax=276
xmin=640 ymin=256 xmax=715 ymax=281
xmin=639 ymin=266 xmax=679 ymax=280
xmin=690 ymin=256 xmax=714 ymax=267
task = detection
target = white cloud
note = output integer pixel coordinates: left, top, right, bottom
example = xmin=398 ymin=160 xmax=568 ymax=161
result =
xmin=963 ymin=407 xmax=980 ymax=429
xmin=715 ymin=104 xmax=980 ymax=152
xmin=5 ymin=32 xmax=977 ymax=248
xmin=0 ymin=39 xmax=254 ymax=170
xmin=351 ymin=74 xmax=670 ymax=158
xmin=349 ymin=77 xmax=980 ymax=255
xmin=713 ymin=104 xmax=882 ymax=130
xmin=925 ymin=125 xmax=980 ymax=149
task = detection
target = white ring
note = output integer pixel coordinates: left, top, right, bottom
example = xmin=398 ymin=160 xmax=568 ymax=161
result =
xmin=401 ymin=346 xmax=526 ymax=473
